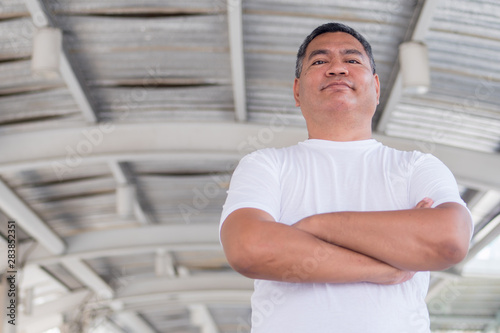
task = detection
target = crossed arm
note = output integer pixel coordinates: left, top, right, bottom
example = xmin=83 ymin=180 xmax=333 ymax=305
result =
xmin=220 ymin=199 xmax=472 ymax=285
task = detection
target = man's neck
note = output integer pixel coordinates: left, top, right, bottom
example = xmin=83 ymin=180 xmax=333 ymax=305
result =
xmin=307 ymin=126 xmax=372 ymax=142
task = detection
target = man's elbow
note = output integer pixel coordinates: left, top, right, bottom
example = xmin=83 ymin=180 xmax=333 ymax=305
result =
xmin=437 ymin=239 xmax=469 ymax=268
xmin=432 ymin=204 xmax=471 ymax=269
xmin=224 ymin=245 xmax=259 ymax=277
xmin=222 ymin=232 xmax=274 ymax=278
xmin=432 ymin=226 xmax=470 ymax=269
xmin=421 ymin=240 xmax=468 ymax=272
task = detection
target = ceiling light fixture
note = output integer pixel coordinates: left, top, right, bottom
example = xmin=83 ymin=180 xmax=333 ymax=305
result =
xmin=399 ymin=40 xmax=430 ymax=95
xmin=31 ymin=27 xmax=62 ymax=79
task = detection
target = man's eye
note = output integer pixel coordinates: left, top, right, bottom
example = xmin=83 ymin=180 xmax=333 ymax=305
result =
xmin=347 ymin=59 xmax=360 ymax=64
xmin=312 ymin=60 xmax=326 ymax=65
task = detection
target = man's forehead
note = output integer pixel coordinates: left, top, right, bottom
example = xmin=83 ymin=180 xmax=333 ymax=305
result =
xmin=306 ymin=32 xmax=366 ymax=56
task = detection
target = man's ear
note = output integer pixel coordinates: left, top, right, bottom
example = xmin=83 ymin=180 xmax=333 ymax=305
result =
xmin=293 ymin=78 xmax=301 ymax=107
xmin=374 ymin=73 xmax=380 ymax=105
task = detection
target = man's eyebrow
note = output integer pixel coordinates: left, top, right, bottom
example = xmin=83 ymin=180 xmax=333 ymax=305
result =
xmin=307 ymin=48 xmax=365 ymax=61
xmin=342 ymin=49 xmax=364 ymax=57
xmin=307 ymin=49 xmax=329 ymax=61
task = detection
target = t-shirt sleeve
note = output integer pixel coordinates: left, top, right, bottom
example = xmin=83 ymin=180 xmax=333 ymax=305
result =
xmin=408 ymin=153 xmax=474 ymax=233
xmin=219 ymin=149 xmax=282 ymax=236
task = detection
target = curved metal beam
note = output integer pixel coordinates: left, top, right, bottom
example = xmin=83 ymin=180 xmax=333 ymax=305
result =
xmin=0 ymin=122 xmax=498 ymax=191
xmin=0 ymin=122 xmax=306 ymax=174
xmin=26 ymin=224 xmax=221 ymax=265
xmin=372 ymin=133 xmax=500 ymax=191
xmin=117 ymin=274 xmax=253 ymax=299
xmin=117 ymin=290 xmax=253 ymax=310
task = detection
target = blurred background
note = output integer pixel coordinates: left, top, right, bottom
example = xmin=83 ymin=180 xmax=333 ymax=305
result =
xmin=0 ymin=0 xmax=500 ymax=332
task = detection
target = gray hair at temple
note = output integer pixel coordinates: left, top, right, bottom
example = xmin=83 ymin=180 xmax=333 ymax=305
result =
xmin=295 ymin=22 xmax=376 ymax=78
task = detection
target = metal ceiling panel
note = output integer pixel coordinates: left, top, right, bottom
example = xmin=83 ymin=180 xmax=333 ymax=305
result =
xmin=45 ymin=0 xmax=228 ymax=15
xmin=94 ymin=86 xmax=235 ymax=122
xmin=0 ymin=59 xmax=64 ymax=94
xmin=0 ymin=161 xmax=111 ymax=186
xmin=0 ymin=17 xmax=33 ymax=60
xmin=137 ymin=175 xmax=227 ymax=225
xmin=60 ymin=14 xmax=230 ymax=84
xmin=0 ymin=0 xmax=28 ymax=19
xmin=0 ymin=88 xmax=81 ymax=125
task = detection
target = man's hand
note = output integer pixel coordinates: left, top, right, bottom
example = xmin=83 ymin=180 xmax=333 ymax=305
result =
xmin=415 ymin=197 xmax=434 ymax=209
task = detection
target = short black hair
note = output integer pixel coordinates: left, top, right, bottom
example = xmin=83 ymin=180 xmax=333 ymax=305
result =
xmin=295 ymin=22 xmax=376 ymax=78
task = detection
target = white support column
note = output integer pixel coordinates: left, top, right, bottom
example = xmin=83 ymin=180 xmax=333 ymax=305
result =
xmin=189 ymin=304 xmax=221 ymax=333
xmin=184 ymin=265 xmax=220 ymax=333
xmin=108 ymin=161 xmax=152 ymax=224
xmin=376 ymin=0 xmax=440 ymax=132
xmin=155 ymin=249 xmax=177 ymax=277
xmin=0 ymin=179 xmax=65 ymax=255
xmin=24 ymin=0 xmax=98 ymax=123
xmin=227 ymin=0 xmax=247 ymax=122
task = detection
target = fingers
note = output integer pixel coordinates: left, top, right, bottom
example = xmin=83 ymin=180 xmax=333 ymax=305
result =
xmin=399 ymin=271 xmax=416 ymax=284
xmin=415 ymin=197 xmax=433 ymax=209
xmin=389 ymin=270 xmax=416 ymax=285
xmin=377 ymin=269 xmax=416 ymax=285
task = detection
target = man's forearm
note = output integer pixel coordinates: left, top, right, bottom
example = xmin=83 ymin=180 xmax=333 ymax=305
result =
xmin=221 ymin=208 xmax=413 ymax=284
xmin=294 ymin=202 xmax=471 ymax=271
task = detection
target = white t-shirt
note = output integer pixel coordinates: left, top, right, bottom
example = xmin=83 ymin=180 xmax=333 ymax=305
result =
xmin=220 ymin=139 xmax=469 ymax=333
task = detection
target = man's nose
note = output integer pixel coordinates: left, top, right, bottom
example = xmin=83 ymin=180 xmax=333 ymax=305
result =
xmin=327 ymin=60 xmax=348 ymax=76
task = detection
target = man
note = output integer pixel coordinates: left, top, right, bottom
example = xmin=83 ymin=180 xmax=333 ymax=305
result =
xmin=220 ymin=22 xmax=472 ymax=332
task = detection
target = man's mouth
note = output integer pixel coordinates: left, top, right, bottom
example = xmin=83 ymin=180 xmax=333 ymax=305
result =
xmin=321 ymin=81 xmax=352 ymax=90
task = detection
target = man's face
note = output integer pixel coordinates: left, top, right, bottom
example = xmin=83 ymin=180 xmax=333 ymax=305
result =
xmin=293 ymin=32 xmax=380 ymax=127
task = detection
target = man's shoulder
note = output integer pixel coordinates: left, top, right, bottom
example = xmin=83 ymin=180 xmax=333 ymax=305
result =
xmin=374 ymin=143 xmax=446 ymax=173
xmin=377 ymin=142 xmax=433 ymax=160
xmin=243 ymin=143 xmax=301 ymax=160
